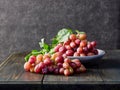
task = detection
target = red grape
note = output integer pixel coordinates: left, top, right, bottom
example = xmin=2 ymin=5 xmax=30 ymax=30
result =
xmin=28 ymin=55 xmax=36 ymax=64
xmin=59 ymin=68 xmax=64 ymax=74
xmin=64 ymin=69 xmax=71 ymax=76
xmin=75 ymin=39 xmax=81 ymax=45
xmin=54 ymin=68 xmax=59 ymax=74
xmin=64 ymin=39 xmax=71 ymax=45
xmin=70 ymin=42 xmax=76 ymax=48
xmin=66 ymin=50 xmax=74 ymax=56
xmin=24 ymin=62 xmax=31 ymax=71
xmin=80 ymin=40 xmax=87 ymax=47
xmin=91 ymin=41 xmax=97 ymax=47
xmin=55 ymin=56 xmax=64 ymax=63
xmin=65 ymin=45 xmax=72 ymax=50
xmin=54 ymin=45 xmax=61 ymax=52
xmin=57 ymin=63 xmax=63 ymax=68
xmin=62 ymin=53 xmax=67 ymax=58
xmin=44 ymin=58 xmax=52 ymax=66
xmin=42 ymin=67 xmax=48 ymax=74
xmin=83 ymin=47 xmax=88 ymax=54
xmin=48 ymin=66 xmax=54 ymax=73
xmin=38 ymin=62 xmax=45 ymax=69
xmin=59 ymin=46 xmax=66 ymax=53
xmin=87 ymin=43 xmax=93 ymax=50
xmin=34 ymin=64 xmax=41 ymax=73
xmin=77 ymin=47 xmax=83 ymax=53
xmin=64 ymin=58 xmax=71 ymax=63
xmin=63 ymin=62 xmax=70 ymax=69
xmin=73 ymin=52 xmax=80 ymax=56
xmin=69 ymin=62 xmax=77 ymax=69
xmin=69 ymin=34 xmax=76 ymax=41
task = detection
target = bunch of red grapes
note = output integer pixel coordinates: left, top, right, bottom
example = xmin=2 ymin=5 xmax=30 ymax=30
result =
xmin=24 ymin=33 xmax=98 ymax=76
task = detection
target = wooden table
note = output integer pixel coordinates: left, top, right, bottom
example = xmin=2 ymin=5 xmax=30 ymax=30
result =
xmin=0 ymin=50 xmax=120 ymax=90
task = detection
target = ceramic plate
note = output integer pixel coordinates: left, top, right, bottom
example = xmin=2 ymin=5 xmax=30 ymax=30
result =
xmin=67 ymin=49 xmax=105 ymax=63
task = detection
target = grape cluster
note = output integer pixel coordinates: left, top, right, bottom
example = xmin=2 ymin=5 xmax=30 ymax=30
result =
xmin=24 ymin=32 xmax=98 ymax=76
xmin=24 ymin=54 xmax=86 ymax=76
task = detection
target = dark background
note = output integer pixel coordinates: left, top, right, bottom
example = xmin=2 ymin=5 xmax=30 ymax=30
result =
xmin=0 ymin=0 xmax=119 ymax=61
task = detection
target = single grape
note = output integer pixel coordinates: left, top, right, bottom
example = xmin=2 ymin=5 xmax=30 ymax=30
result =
xmin=34 ymin=64 xmax=41 ymax=73
xmin=77 ymin=47 xmax=83 ymax=53
xmin=38 ymin=62 xmax=45 ymax=70
xmin=55 ymin=56 xmax=64 ymax=63
xmin=59 ymin=46 xmax=66 ymax=53
xmin=28 ymin=55 xmax=36 ymax=64
xmin=48 ymin=66 xmax=54 ymax=73
xmin=44 ymin=58 xmax=52 ymax=66
xmin=69 ymin=62 xmax=77 ymax=69
xmin=75 ymin=39 xmax=81 ymax=45
xmin=70 ymin=42 xmax=76 ymax=48
xmin=66 ymin=50 xmax=74 ymax=56
xmin=80 ymin=40 xmax=87 ymax=47
xmin=73 ymin=52 xmax=80 ymax=56
xmin=63 ymin=62 xmax=70 ymax=69
xmin=65 ymin=45 xmax=72 ymax=50
xmin=59 ymin=68 xmax=64 ymax=74
xmin=91 ymin=41 xmax=97 ymax=47
xmin=64 ymin=58 xmax=71 ymax=63
xmin=24 ymin=62 xmax=31 ymax=71
xmin=57 ymin=63 xmax=63 ymax=68
xmin=69 ymin=34 xmax=76 ymax=41
xmin=64 ymin=69 xmax=71 ymax=76
xmin=54 ymin=68 xmax=59 ymax=74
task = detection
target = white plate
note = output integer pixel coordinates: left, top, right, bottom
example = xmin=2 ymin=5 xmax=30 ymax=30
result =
xmin=67 ymin=49 xmax=105 ymax=63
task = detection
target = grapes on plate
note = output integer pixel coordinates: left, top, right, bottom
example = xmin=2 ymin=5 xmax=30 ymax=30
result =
xmin=23 ymin=29 xmax=100 ymax=76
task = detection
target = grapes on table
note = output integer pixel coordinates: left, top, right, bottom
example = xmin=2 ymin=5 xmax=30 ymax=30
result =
xmin=24 ymin=29 xmax=99 ymax=76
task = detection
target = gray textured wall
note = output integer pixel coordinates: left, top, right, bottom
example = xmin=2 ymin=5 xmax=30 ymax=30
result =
xmin=0 ymin=0 xmax=119 ymax=61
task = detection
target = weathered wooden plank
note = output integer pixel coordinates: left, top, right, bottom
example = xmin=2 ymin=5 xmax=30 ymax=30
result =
xmin=43 ymin=66 xmax=103 ymax=84
xmin=0 ymin=52 xmax=43 ymax=84
xmin=98 ymin=50 xmax=120 ymax=84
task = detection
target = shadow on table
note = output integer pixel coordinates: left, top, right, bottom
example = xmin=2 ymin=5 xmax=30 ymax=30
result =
xmin=84 ymin=58 xmax=120 ymax=69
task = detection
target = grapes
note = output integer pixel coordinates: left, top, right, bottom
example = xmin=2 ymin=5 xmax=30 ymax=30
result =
xmin=54 ymin=44 xmax=62 ymax=52
xmin=24 ymin=62 xmax=31 ymax=71
xmin=24 ymin=30 xmax=101 ymax=76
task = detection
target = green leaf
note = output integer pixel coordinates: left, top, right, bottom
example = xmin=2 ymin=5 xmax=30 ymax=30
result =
xmin=56 ymin=28 xmax=73 ymax=42
xmin=24 ymin=53 xmax=32 ymax=62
